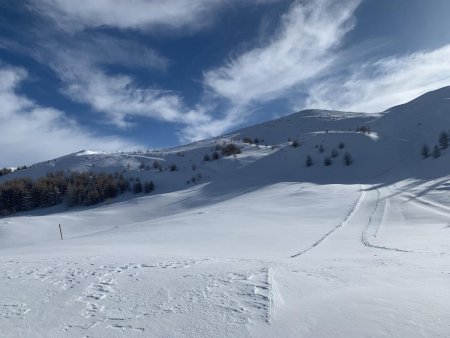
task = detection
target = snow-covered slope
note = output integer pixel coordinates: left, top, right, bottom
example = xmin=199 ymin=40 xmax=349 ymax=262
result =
xmin=1 ymin=87 xmax=450 ymax=337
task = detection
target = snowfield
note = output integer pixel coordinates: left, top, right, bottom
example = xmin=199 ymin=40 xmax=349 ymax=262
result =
xmin=1 ymin=87 xmax=450 ymax=337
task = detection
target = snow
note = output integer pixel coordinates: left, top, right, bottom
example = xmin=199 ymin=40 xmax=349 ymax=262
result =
xmin=1 ymin=86 xmax=450 ymax=337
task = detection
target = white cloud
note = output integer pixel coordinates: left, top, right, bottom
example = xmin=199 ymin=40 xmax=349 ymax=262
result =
xmin=29 ymin=0 xmax=280 ymax=32
xmin=52 ymin=58 xmax=211 ymax=128
xmin=0 ymin=31 xmax=208 ymax=130
xmin=304 ymin=44 xmax=450 ymax=113
xmin=203 ymin=0 xmax=361 ymax=106
xmin=0 ymin=66 xmax=136 ymax=167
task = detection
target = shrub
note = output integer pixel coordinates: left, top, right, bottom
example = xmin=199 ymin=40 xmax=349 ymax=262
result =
xmin=169 ymin=164 xmax=178 ymax=171
xmin=212 ymin=151 xmax=220 ymax=160
xmin=338 ymin=142 xmax=345 ymax=149
xmin=305 ymin=155 xmax=313 ymax=167
xmin=331 ymin=149 xmax=338 ymax=158
xmin=203 ymin=154 xmax=211 ymax=162
xmin=319 ymin=144 xmax=324 ymax=153
xmin=324 ymin=157 xmax=332 ymax=166
xmin=292 ymin=139 xmax=300 ymax=148
xmin=242 ymin=137 xmax=253 ymax=144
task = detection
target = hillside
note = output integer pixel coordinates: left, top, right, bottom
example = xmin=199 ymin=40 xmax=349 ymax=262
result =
xmin=0 ymin=87 xmax=450 ymax=337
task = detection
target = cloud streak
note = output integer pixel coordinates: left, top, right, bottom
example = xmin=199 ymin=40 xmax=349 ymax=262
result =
xmin=0 ymin=66 xmax=136 ymax=167
xmin=204 ymin=0 xmax=361 ymax=106
xmin=304 ymin=44 xmax=450 ymax=113
xmin=28 ymin=0 xmax=280 ymax=32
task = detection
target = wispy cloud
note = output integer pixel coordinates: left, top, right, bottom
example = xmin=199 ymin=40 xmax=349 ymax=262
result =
xmin=0 ymin=28 xmax=209 ymax=129
xmin=304 ymin=44 xmax=450 ymax=112
xmin=28 ymin=0 xmax=280 ymax=32
xmin=57 ymin=61 xmax=211 ymax=128
xmin=204 ymin=0 xmax=361 ymax=106
xmin=0 ymin=65 xmax=136 ymax=166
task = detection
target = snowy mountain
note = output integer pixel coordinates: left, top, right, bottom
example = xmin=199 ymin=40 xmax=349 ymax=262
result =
xmin=0 ymin=87 xmax=450 ymax=337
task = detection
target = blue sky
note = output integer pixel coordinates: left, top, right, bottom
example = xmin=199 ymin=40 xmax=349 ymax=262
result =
xmin=1 ymin=0 xmax=450 ymax=166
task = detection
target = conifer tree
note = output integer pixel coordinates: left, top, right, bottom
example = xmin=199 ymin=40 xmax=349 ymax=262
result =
xmin=421 ymin=144 xmax=430 ymax=159
xmin=439 ymin=131 xmax=449 ymax=149
xmin=344 ymin=152 xmax=353 ymax=166
xmin=432 ymin=145 xmax=441 ymax=158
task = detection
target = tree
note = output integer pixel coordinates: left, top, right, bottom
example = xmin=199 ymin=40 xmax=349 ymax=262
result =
xmin=357 ymin=125 xmax=370 ymax=134
xmin=153 ymin=160 xmax=162 ymax=171
xmin=212 ymin=151 xmax=220 ymax=160
xmin=169 ymin=164 xmax=178 ymax=171
xmin=319 ymin=144 xmax=324 ymax=153
xmin=432 ymin=145 xmax=441 ymax=158
xmin=338 ymin=142 xmax=345 ymax=149
xmin=0 ymin=168 xmax=12 ymax=177
xmin=439 ymin=131 xmax=449 ymax=149
xmin=324 ymin=157 xmax=332 ymax=166
xmin=86 ymin=189 xmax=101 ymax=205
xmin=221 ymin=143 xmax=241 ymax=156
xmin=305 ymin=155 xmax=313 ymax=167
xmin=144 ymin=181 xmax=154 ymax=194
xmin=331 ymin=148 xmax=338 ymax=158
xmin=133 ymin=181 xmax=143 ymax=194
xmin=421 ymin=144 xmax=430 ymax=159
xmin=203 ymin=154 xmax=211 ymax=162
xmin=344 ymin=152 xmax=353 ymax=166
xmin=292 ymin=139 xmax=300 ymax=148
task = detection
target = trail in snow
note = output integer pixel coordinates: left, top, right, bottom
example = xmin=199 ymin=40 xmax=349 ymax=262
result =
xmin=361 ymin=186 xmax=450 ymax=256
xmin=360 ymin=188 xmax=415 ymax=253
xmin=290 ymin=187 xmax=365 ymax=258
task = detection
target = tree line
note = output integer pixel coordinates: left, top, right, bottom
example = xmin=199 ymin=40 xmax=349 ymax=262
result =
xmin=0 ymin=171 xmax=154 ymax=216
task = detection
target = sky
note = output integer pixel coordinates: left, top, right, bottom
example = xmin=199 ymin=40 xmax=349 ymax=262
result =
xmin=1 ymin=0 xmax=450 ymax=166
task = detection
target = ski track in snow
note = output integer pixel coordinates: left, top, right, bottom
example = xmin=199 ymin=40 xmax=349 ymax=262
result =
xmin=360 ymin=188 xmax=416 ymax=253
xmin=290 ymin=187 xmax=365 ymax=258
xmin=405 ymin=193 xmax=450 ymax=215
xmin=361 ymin=186 xmax=450 ymax=256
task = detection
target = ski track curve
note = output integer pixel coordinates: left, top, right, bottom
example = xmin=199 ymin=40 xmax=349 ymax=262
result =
xmin=290 ymin=187 xmax=365 ymax=258
xmin=360 ymin=187 xmax=415 ymax=253
xmin=361 ymin=186 xmax=450 ymax=256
